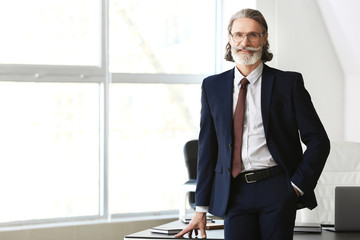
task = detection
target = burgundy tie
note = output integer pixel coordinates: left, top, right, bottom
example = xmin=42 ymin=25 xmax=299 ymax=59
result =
xmin=232 ymin=78 xmax=249 ymax=178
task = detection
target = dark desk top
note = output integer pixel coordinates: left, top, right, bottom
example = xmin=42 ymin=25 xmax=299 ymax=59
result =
xmin=124 ymin=220 xmax=360 ymax=240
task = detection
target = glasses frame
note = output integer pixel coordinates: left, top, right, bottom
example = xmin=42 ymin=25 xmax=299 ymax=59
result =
xmin=229 ymin=31 xmax=265 ymax=43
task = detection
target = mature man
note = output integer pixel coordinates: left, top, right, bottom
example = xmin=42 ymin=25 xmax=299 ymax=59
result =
xmin=175 ymin=8 xmax=330 ymax=240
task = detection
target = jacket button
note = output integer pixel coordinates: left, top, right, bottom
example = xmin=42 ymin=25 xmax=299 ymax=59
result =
xmin=227 ymin=168 xmax=231 ymax=173
xmin=228 ymin=143 xmax=232 ymax=148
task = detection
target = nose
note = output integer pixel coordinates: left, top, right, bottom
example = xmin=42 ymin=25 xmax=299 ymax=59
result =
xmin=240 ymin=35 xmax=250 ymax=46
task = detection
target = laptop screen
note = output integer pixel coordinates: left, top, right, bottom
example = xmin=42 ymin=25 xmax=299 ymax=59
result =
xmin=335 ymin=186 xmax=360 ymax=231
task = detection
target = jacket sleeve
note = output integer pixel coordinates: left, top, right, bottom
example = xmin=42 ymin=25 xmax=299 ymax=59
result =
xmin=290 ymin=74 xmax=330 ymax=194
xmin=195 ymin=79 xmax=219 ymax=207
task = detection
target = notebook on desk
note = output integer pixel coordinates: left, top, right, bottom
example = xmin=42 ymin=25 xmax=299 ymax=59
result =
xmin=323 ymin=186 xmax=360 ymax=232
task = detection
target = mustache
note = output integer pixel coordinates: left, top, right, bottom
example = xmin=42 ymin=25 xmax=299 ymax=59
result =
xmin=234 ymin=46 xmax=262 ymax=52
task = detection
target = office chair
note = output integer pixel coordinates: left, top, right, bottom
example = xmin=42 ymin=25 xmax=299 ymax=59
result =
xmin=183 ymin=139 xmax=198 ymax=209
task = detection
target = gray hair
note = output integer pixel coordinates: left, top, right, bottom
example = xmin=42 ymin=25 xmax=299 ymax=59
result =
xmin=224 ymin=8 xmax=273 ymax=62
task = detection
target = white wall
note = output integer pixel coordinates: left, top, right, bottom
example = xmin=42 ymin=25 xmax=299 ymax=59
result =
xmin=316 ymin=0 xmax=360 ymax=142
xmin=344 ymin=75 xmax=360 ymax=141
xmin=258 ymin=0 xmax=345 ymax=141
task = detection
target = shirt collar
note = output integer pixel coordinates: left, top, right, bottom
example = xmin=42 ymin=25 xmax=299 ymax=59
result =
xmin=234 ymin=62 xmax=264 ymax=86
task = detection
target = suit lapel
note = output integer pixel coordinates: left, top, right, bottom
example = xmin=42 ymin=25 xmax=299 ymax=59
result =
xmin=261 ymin=64 xmax=275 ymax=137
xmin=224 ymin=68 xmax=235 ymax=132
xmin=215 ymin=68 xmax=235 ymax=143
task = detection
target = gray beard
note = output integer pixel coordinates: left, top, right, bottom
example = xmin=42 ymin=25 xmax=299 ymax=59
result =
xmin=231 ymin=46 xmax=262 ymax=65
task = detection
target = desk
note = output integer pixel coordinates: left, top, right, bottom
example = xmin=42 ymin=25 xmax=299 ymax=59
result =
xmin=124 ymin=220 xmax=360 ymax=240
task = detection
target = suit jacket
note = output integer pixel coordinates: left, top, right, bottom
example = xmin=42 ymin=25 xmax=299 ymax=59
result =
xmin=195 ymin=64 xmax=330 ymax=217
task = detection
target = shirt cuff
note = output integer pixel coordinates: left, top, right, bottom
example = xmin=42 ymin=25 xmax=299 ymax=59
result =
xmin=195 ymin=206 xmax=209 ymax=212
xmin=291 ymin=182 xmax=304 ymax=196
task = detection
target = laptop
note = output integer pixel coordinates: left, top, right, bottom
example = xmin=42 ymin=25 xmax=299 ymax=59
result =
xmin=323 ymin=186 xmax=360 ymax=232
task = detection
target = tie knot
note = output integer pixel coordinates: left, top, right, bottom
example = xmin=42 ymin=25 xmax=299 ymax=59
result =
xmin=240 ymin=78 xmax=249 ymax=88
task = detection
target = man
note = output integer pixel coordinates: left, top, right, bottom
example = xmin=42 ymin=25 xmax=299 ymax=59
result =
xmin=175 ymin=8 xmax=330 ymax=240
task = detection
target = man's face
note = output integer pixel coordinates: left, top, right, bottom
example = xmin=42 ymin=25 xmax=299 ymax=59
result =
xmin=228 ymin=17 xmax=267 ymax=66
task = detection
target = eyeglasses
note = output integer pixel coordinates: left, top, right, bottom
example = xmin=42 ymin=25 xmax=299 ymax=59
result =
xmin=230 ymin=32 xmax=265 ymax=43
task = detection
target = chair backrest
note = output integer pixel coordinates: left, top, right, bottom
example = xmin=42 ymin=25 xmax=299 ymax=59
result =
xmin=296 ymin=141 xmax=360 ymax=223
xmin=184 ymin=140 xmax=198 ymax=209
xmin=184 ymin=140 xmax=198 ymax=181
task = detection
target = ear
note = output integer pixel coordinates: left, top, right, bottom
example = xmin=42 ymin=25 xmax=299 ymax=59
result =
xmin=262 ymin=32 xmax=268 ymax=46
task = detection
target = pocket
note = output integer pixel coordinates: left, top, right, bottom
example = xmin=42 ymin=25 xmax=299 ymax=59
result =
xmin=287 ymin=182 xmax=300 ymax=203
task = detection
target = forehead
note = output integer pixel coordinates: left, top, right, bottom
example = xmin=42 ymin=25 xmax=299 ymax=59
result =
xmin=231 ymin=17 xmax=263 ymax=33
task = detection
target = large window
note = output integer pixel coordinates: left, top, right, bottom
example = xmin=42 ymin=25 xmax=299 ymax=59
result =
xmin=0 ymin=0 xmax=256 ymax=226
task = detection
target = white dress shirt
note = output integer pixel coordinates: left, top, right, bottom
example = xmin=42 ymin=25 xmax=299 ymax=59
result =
xmin=233 ymin=62 xmax=277 ymax=171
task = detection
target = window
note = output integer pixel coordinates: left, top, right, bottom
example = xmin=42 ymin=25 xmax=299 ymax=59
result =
xmin=0 ymin=0 xmax=256 ymax=226
xmin=109 ymin=0 xmax=216 ymax=74
xmin=0 ymin=0 xmax=103 ymax=225
xmin=108 ymin=0 xmax=214 ymax=215
xmin=0 ymin=0 xmax=100 ymax=66
xmin=0 ymin=82 xmax=100 ymax=223
xmin=109 ymin=83 xmax=200 ymax=213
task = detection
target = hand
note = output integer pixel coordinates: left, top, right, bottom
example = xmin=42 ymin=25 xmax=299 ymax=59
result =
xmin=293 ymin=186 xmax=300 ymax=198
xmin=175 ymin=212 xmax=207 ymax=238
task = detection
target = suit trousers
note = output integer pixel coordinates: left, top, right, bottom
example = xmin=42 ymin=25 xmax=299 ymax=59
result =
xmin=224 ymin=173 xmax=298 ymax=240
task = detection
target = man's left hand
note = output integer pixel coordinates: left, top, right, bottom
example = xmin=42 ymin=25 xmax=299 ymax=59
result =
xmin=293 ymin=186 xmax=300 ymax=198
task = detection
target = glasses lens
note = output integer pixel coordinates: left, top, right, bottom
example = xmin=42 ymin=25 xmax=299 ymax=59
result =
xmin=232 ymin=33 xmax=243 ymax=42
xmin=248 ymin=33 xmax=259 ymax=41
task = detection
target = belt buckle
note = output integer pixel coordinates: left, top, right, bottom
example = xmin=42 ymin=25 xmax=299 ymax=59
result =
xmin=245 ymin=172 xmax=256 ymax=183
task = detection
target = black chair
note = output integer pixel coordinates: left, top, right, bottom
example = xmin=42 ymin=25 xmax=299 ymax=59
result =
xmin=183 ymin=139 xmax=198 ymax=209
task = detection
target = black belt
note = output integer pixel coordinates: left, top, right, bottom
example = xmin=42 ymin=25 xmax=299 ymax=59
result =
xmin=233 ymin=166 xmax=284 ymax=184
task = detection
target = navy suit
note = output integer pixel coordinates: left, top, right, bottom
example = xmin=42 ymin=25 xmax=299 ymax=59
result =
xmin=195 ymin=64 xmax=330 ymax=219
